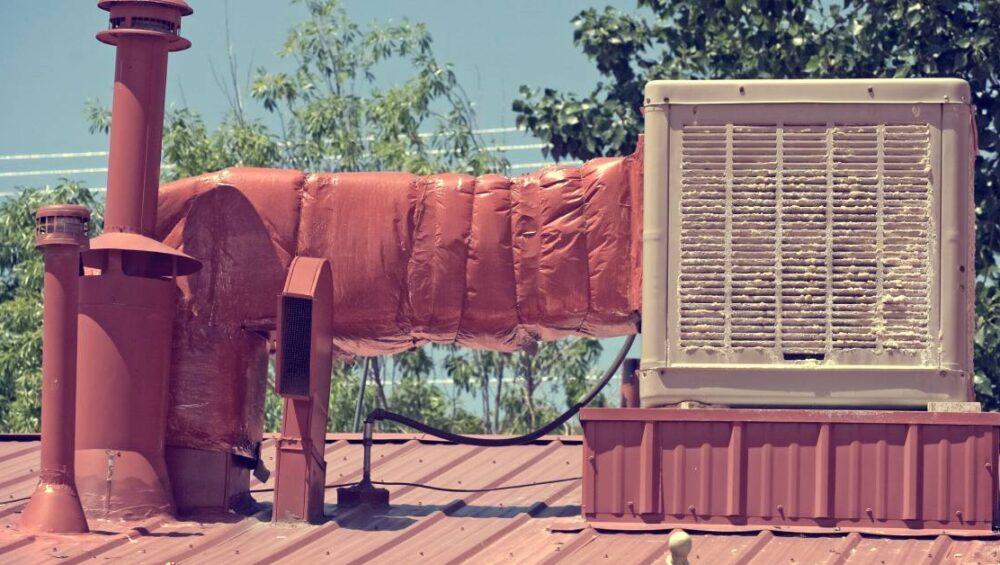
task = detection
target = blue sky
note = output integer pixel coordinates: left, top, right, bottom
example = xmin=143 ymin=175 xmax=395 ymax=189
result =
xmin=0 ymin=0 xmax=637 ymax=193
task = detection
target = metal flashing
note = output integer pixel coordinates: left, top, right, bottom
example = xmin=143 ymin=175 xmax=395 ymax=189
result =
xmin=644 ymin=79 xmax=972 ymax=105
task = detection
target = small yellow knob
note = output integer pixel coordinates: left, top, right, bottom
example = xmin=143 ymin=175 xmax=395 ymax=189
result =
xmin=665 ymin=530 xmax=692 ymax=565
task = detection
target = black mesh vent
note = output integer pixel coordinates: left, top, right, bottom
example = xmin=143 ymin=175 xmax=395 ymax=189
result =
xmin=35 ymin=215 xmax=87 ymax=238
xmin=110 ymin=16 xmax=177 ymax=34
xmin=278 ymin=296 xmax=312 ymax=397
xmin=132 ymin=17 xmax=177 ymax=34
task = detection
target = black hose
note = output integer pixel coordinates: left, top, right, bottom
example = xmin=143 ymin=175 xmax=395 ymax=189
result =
xmin=365 ymin=334 xmax=636 ymax=447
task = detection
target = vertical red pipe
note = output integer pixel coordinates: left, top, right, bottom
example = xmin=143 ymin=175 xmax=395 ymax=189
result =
xmin=104 ymin=36 xmax=169 ymax=234
xmin=20 ymin=206 xmax=90 ymax=534
xmin=70 ymin=0 xmax=200 ymax=520
xmin=37 ymin=247 xmax=81 ymax=485
xmin=97 ymin=0 xmax=192 ymax=234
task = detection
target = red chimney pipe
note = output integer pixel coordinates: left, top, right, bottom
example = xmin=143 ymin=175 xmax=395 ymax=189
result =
xmin=19 ymin=206 xmax=91 ymax=534
xmin=97 ymin=0 xmax=192 ymax=235
xmin=67 ymin=0 xmax=200 ymax=520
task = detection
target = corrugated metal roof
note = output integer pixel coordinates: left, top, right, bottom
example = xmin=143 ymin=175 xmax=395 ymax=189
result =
xmin=0 ymin=434 xmax=998 ymax=564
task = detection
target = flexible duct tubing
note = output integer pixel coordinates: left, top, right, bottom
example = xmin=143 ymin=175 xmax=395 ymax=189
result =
xmin=154 ymin=139 xmax=643 ymax=454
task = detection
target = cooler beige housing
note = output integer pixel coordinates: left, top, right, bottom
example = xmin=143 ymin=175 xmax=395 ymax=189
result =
xmin=640 ymin=79 xmax=977 ymax=407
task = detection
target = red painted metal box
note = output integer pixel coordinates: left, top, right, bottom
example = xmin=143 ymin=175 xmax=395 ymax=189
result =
xmin=580 ymin=408 xmax=1000 ymax=534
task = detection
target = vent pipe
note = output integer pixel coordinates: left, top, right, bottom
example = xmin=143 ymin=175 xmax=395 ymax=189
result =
xmin=19 ymin=206 xmax=91 ymax=534
xmin=96 ymin=0 xmax=192 ymax=235
xmin=67 ymin=0 xmax=200 ymax=520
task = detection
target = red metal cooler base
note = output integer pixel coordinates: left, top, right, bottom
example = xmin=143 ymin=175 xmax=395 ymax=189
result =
xmin=580 ymin=408 xmax=1000 ymax=535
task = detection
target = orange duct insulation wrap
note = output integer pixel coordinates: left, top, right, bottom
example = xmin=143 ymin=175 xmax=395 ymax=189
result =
xmin=156 ymin=144 xmax=642 ymax=453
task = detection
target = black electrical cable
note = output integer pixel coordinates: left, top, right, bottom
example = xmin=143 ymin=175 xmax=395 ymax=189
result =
xmin=251 ymin=477 xmax=581 ymax=495
xmin=369 ymin=477 xmax=580 ymax=493
xmin=364 ymin=334 xmax=636 ymax=447
xmin=251 ymin=482 xmax=357 ymax=494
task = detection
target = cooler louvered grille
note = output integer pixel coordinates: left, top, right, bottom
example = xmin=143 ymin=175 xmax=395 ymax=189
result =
xmin=678 ymin=122 xmax=932 ymax=356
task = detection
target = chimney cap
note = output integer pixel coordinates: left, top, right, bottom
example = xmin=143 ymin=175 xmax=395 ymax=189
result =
xmin=35 ymin=204 xmax=91 ymax=222
xmin=35 ymin=205 xmax=91 ymax=248
xmin=82 ymin=232 xmax=201 ymax=276
xmin=97 ymin=0 xmax=193 ymax=16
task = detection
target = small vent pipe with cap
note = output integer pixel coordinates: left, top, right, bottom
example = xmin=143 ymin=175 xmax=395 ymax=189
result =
xmin=19 ymin=206 xmax=91 ymax=534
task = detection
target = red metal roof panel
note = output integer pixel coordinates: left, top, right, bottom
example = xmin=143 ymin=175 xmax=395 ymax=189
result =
xmin=0 ymin=436 xmax=997 ymax=564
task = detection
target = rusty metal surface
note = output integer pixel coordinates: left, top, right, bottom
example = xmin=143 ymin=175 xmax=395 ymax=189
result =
xmin=581 ymin=408 xmax=1000 ymax=535
xmin=0 ymin=435 xmax=997 ymax=564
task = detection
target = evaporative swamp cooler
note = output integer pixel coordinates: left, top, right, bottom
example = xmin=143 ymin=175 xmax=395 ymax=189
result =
xmin=579 ymin=79 xmax=995 ymax=534
xmin=639 ymin=79 xmax=976 ymax=408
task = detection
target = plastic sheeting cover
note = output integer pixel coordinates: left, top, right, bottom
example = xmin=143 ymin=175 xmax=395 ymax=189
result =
xmin=155 ymin=145 xmax=642 ymax=452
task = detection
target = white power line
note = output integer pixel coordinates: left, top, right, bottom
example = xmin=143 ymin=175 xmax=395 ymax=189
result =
xmin=0 ymin=159 xmax=585 ymax=196
xmin=0 ymin=164 xmax=175 ymax=179
xmin=0 ymin=186 xmax=106 ymax=199
xmin=509 ymin=160 xmax=583 ymax=171
xmin=0 ymin=141 xmax=543 ymax=168
xmin=417 ymin=126 xmax=519 ymax=138
xmin=0 ymin=167 xmax=110 ymax=179
xmin=425 ymin=142 xmax=546 ymax=156
xmin=0 ymin=157 xmax=590 ymax=199
xmin=0 ymin=150 xmax=109 ymax=161
xmin=0 ymin=127 xmax=527 ymax=162
xmin=0 ymin=124 xmax=580 ymax=194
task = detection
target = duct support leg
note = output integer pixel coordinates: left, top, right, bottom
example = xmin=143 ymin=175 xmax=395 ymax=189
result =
xmin=272 ymin=257 xmax=333 ymax=524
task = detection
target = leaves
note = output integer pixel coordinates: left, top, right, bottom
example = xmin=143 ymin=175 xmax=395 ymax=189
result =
xmin=243 ymin=0 xmax=506 ymax=175
xmin=160 ymin=109 xmax=280 ymax=180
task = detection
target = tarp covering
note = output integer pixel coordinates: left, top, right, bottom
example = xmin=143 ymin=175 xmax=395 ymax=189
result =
xmin=156 ymin=144 xmax=642 ymax=452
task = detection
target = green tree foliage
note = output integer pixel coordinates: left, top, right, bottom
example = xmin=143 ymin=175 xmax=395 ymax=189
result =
xmin=0 ymin=182 xmax=103 ymax=432
xmin=514 ymin=0 xmax=1000 ymax=408
xmin=87 ymin=0 xmax=506 ymax=179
